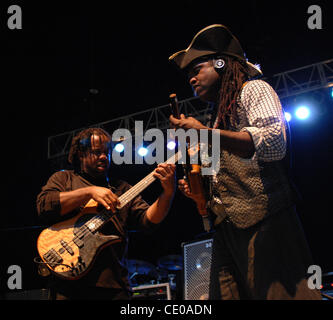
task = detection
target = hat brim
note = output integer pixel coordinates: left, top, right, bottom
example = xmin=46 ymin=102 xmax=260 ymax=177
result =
xmin=169 ymin=48 xmax=217 ymax=70
xmin=170 ymin=48 xmax=262 ymax=78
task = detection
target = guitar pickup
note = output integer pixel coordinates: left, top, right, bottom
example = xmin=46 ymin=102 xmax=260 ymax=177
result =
xmin=73 ymin=236 xmax=84 ymax=248
xmin=60 ymin=240 xmax=74 ymax=255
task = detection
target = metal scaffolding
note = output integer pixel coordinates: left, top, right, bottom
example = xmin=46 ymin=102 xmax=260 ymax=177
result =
xmin=264 ymin=58 xmax=333 ymax=99
xmin=47 ymin=96 xmax=211 ymax=161
xmin=47 ymin=58 xmax=333 ymax=164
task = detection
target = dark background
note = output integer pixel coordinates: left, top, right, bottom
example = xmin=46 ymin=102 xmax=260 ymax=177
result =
xmin=1 ymin=1 xmax=332 ymax=292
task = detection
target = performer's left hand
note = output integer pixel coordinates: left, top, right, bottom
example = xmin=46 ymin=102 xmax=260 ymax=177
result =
xmin=169 ymin=114 xmax=207 ymax=130
xmin=153 ymin=163 xmax=176 ymax=197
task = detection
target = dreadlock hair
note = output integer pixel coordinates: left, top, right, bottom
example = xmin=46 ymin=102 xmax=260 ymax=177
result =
xmin=68 ymin=127 xmax=112 ymax=172
xmin=214 ymin=55 xmax=251 ymax=129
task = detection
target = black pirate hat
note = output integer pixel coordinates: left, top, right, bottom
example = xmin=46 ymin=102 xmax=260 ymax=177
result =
xmin=169 ymin=24 xmax=262 ymax=78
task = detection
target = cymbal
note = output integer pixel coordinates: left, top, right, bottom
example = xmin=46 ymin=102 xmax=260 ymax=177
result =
xmin=157 ymin=255 xmax=183 ymax=271
xmin=127 ymin=259 xmax=157 ymax=275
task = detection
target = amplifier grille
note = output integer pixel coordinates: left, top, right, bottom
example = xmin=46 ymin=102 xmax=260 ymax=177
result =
xmin=182 ymin=238 xmax=213 ymax=300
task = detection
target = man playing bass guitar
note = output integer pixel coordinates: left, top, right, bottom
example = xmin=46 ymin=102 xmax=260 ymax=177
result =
xmin=36 ymin=127 xmax=176 ymax=300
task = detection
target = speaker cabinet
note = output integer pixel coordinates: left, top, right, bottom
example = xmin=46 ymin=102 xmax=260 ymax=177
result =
xmin=182 ymin=238 xmax=213 ymax=300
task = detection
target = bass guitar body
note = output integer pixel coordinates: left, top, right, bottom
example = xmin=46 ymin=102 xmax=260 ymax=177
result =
xmin=37 ymin=199 xmax=122 ymax=280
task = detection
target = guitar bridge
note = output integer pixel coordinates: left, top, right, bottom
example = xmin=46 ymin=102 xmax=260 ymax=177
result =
xmin=43 ymin=248 xmax=63 ymax=268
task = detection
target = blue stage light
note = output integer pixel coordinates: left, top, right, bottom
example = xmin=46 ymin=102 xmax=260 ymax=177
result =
xmin=295 ymin=106 xmax=310 ymax=120
xmin=167 ymin=141 xmax=176 ymax=150
xmin=138 ymin=146 xmax=148 ymax=157
xmin=114 ymin=143 xmax=124 ymax=153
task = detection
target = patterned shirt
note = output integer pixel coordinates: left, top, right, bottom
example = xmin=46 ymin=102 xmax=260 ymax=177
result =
xmin=205 ymin=80 xmax=294 ymax=228
xmin=237 ymin=80 xmax=287 ymax=162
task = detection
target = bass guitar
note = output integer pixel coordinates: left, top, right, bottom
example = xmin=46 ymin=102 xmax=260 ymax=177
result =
xmin=37 ymin=150 xmax=181 ymax=280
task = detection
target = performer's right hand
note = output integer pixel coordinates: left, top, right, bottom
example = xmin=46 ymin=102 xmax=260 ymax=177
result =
xmin=87 ymin=186 xmax=120 ymax=212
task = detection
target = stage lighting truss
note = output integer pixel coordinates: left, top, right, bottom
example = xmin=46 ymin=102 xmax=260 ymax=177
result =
xmin=264 ymin=58 xmax=333 ymax=99
xmin=47 ymin=59 xmax=333 ymax=167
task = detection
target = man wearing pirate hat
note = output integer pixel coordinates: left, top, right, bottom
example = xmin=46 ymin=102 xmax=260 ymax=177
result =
xmin=170 ymin=24 xmax=321 ymax=300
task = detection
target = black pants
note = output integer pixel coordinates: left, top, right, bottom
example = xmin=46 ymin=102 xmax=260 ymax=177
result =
xmin=209 ymin=207 xmax=322 ymax=300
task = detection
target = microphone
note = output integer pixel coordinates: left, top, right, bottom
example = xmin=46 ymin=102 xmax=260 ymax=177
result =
xmin=170 ymin=93 xmax=211 ymax=233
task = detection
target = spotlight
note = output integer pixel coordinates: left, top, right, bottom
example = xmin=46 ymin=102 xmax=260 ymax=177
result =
xmin=295 ymin=106 xmax=310 ymax=120
xmin=284 ymin=112 xmax=292 ymax=122
xmin=167 ymin=141 xmax=176 ymax=150
xmin=138 ymin=146 xmax=148 ymax=157
xmin=114 ymin=143 xmax=124 ymax=153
